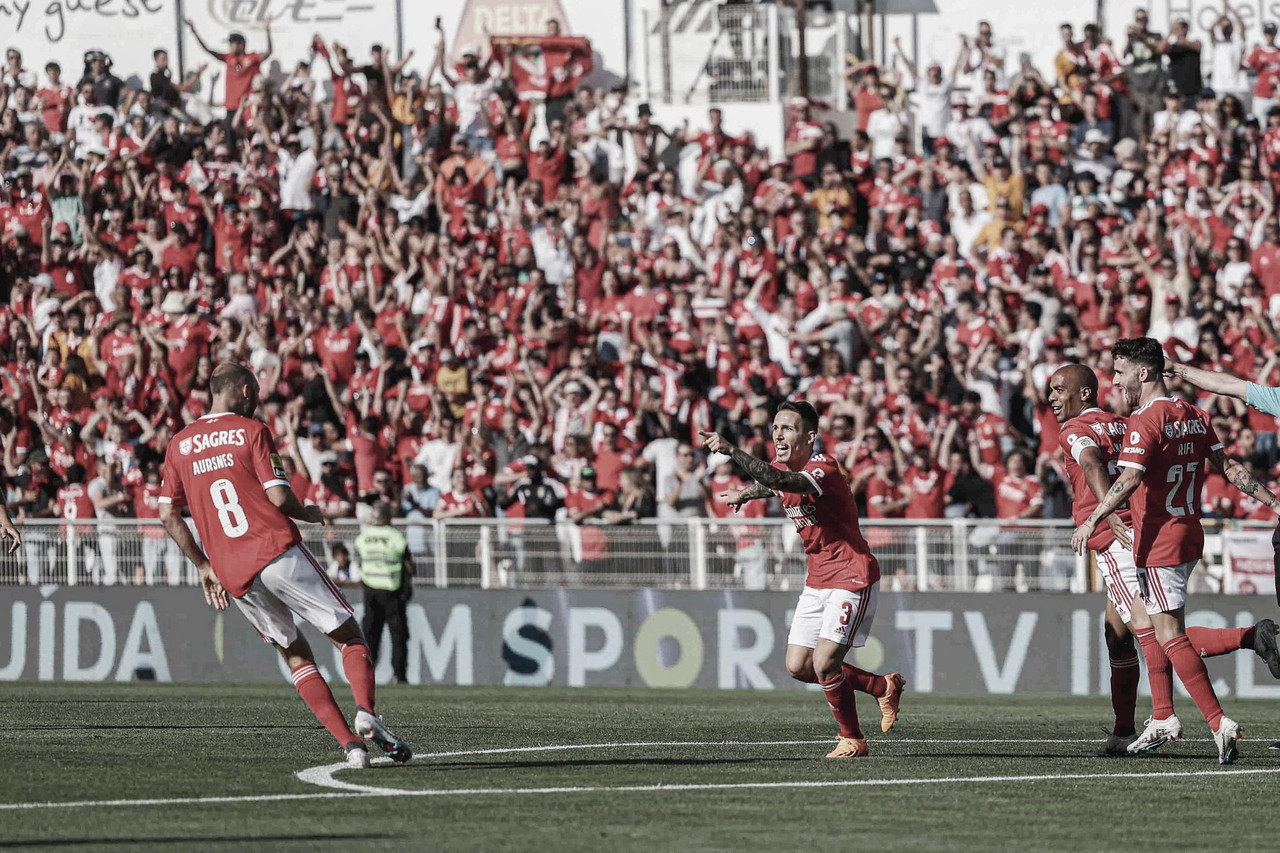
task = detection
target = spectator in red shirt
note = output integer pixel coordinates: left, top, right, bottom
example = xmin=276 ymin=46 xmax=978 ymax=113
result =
xmin=184 ymin=18 xmax=273 ymax=115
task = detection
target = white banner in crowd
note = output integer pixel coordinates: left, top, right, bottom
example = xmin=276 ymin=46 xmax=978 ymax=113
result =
xmin=1223 ymin=530 xmax=1277 ymax=596
xmin=0 ymin=0 xmax=178 ymax=86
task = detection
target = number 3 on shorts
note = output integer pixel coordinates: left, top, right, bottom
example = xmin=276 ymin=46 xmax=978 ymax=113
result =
xmin=210 ymin=478 xmax=249 ymax=538
xmin=839 ymin=600 xmax=852 ymax=626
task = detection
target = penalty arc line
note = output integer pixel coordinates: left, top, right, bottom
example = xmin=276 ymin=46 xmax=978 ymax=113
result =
xmin=3 ymin=739 xmax=1279 ymax=810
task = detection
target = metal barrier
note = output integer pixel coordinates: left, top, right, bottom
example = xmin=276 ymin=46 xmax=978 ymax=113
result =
xmin=640 ymin=2 xmax=850 ymax=106
xmin=0 ymin=518 xmax=1266 ymax=593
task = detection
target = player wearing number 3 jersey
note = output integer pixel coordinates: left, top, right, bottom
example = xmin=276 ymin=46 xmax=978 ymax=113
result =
xmin=1072 ymin=338 xmax=1280 ymax=765
xmin=158 ymin=362 xmax=411 ymax=769
xmin=700 ymin=401 xmax=904 ymax=759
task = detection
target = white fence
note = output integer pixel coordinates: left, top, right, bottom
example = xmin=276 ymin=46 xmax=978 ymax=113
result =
xmin=0 ymin=518 xmax=1267 ymax=594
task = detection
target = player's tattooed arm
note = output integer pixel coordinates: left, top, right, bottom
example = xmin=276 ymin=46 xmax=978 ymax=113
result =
xmin=1072 ymin=466 xmax=1142 ymax=554
xmin=736 ymin=482 xmax=774 ymax=503
xmin=729 ymin=446 xmax=819 ymax=495
xmin=1218 ymin=452 xmax=1280 ymax=513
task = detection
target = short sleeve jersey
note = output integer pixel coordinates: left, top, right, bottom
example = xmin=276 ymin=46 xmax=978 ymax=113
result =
xmin=1117 ymin=397 xmax=1222 ymax=568
xmin=159 ymin=412 xmax=301 ymax=596
xmin=1058 ymin=407 xmax=1133 ymax=551
xmin=772 ymin=453 xmax=881 ymax=590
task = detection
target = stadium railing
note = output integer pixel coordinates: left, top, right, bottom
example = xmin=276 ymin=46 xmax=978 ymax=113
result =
xmin=0 ymin=517 xmax=1268 ymax=594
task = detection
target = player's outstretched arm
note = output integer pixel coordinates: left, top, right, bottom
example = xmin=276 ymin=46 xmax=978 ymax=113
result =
xmin=1214 ymin=450 xmax=1280 ymax=517
xmin=266 ymin=484 xmax=327 ymax=525
xmin=1077 ymin=445 xmax=1132 ymax=549
xmin=720 ymin=482 xmax=772 ymax=510
xmin=698 ymin=431 xmax=818 ymax=496
xmin=1165 ymin=362 xmax=1248 ymax=402
xmin=1072 ymin=466 xmax=1143 ymax=554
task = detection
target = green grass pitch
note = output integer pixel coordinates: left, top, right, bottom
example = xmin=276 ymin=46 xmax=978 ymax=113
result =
xmin=2 ymin=684 xmax=1276 ymax=852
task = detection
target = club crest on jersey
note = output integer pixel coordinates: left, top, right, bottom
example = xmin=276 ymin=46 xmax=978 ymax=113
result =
xmin=179 ymin=437 xmax=193 ymax=455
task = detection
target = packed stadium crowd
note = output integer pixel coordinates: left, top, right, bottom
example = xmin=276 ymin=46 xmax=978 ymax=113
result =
xmin=3 ymin=7 xmax=1280 ymax=575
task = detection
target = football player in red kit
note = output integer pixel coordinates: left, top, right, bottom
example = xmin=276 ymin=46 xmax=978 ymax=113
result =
xmin=1073 ymin=339 xmax=1280 ymax=764
xmin=701 ymin=401 xmax=905 ymax=758
xmin=1050 ymin=364 xmax=1279 ymax=757
xmin=158 ymin=362 xmax=410 ymax=768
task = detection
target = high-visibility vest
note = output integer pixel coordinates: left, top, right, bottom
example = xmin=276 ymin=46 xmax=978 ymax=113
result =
xmin=353 ymin=525 xmax=408 ymax=591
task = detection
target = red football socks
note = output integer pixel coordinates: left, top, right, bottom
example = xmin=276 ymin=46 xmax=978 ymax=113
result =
xmin=1163 ymin=635 xmax=1225 ymax=730
xmin=1185 ymin=626 xmax=1254 ymax=659
xmin=1135 ymin=628 xmax=1175 ymax=720
xmin=843 ymin=664 xmax=888 ymax=697
xmin=341 ymin=641 xmax=377 ymax=712
xmin=291 ymin=663 xmax=358 ymax=746
xmin=819 ymin=671 xmax=864 ymax=739
xmin=1108 ymin=650 xmax=1140 ymax=737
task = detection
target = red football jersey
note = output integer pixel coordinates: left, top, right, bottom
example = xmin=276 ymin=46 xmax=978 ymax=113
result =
xmin=159 ymin=413 xmax=301 ymax=596
xmin=1058 ymin=407 xmax=1133 ymax=551
xmin=1117 ymin=397 xmax=1223 ymax=568
xmin=772 ymin=453 xmax=881 ymax=591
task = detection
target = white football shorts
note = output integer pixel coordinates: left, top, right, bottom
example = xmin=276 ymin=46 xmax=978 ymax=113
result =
xmin=1131 ymin=560 xmax=1196 ymax=615
xmin=233 ymin=544 xmax=355 ymax=647
xmin=787 ymin=582 xmax=879 ymax=649
xmin=1096 ymin=540 xmax=1139 ymax=624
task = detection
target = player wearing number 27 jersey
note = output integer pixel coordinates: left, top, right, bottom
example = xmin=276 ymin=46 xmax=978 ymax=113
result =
xmin=159 ymin=414 xmax=300 ymax=595
xmin=1116 ymin=396 xmax=1220 ymax=570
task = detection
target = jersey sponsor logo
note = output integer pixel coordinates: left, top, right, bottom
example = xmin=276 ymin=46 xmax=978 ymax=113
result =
xmin=1066 ymin=433 xmax=1080 ymax=446
xmin=192 ymin=453 xmax=235 ymax=476
xmin=180 ymin=429 xmax=248 ymax=455
xmin=811 ymin=467 xmax=825 ymax=480
xmin=1163 ymin=420 xmax=1207 ymax=438
xmin=784 ymin=503 xmax=817 ymax=530
xmin=269 ymin=453 xmax=286 ymax=480
xmin=1129 ymin=431 xmax=1141 ymax=444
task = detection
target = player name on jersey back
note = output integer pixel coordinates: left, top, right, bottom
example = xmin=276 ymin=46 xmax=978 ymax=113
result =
xmin=191 ymin=453 xmax=235 ymax=476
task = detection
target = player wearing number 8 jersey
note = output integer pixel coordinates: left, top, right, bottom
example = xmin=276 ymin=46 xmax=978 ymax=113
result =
xmin=158 ymin=362 xmax=411 ymax=769
xmin=700 ymin=401 xmax=905 ymax=759
xmin=1072 ymin=338 xmax=1280 ymax=764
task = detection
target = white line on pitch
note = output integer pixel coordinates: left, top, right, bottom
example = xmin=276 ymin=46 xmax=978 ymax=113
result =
xmin=6 ymin=767 xmax=1280 ymax=811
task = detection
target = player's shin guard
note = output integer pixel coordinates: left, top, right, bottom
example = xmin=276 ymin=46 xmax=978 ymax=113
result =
xmin=1136 ymin=628 xmax=1175 ymax=720
xmin=1163 ymin=635 xmax=1226 ymax=730
xmin=291 ymin=663 xmax=358 ymax=746
xmin=1185 ymin=626 xmax=1253 ymax=658
xmin=843 ymin=664 xmax=888 ymax=697
xmin=1108 ymin=650 xmax=1140 ymax=737
xmin=341 ymin=641 xmax=376 ymax=712
xmin=819 ymin=671 xmax=863 ymax=739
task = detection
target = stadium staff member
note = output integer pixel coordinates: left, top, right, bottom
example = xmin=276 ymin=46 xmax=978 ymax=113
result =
xmin=353 ymin=500 xmax=413 ymax=685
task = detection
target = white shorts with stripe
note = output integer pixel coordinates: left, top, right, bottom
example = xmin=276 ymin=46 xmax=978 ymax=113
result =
xmin=787 ymin=583 xmax=879 ymax=649
xmin=1131 ymin=561 xmax=1196 ymax=615
xmin=233 ymin=544 xmax=355 ymax=647
xmin=1096 ymin=541 xmax=1139 ymax=624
